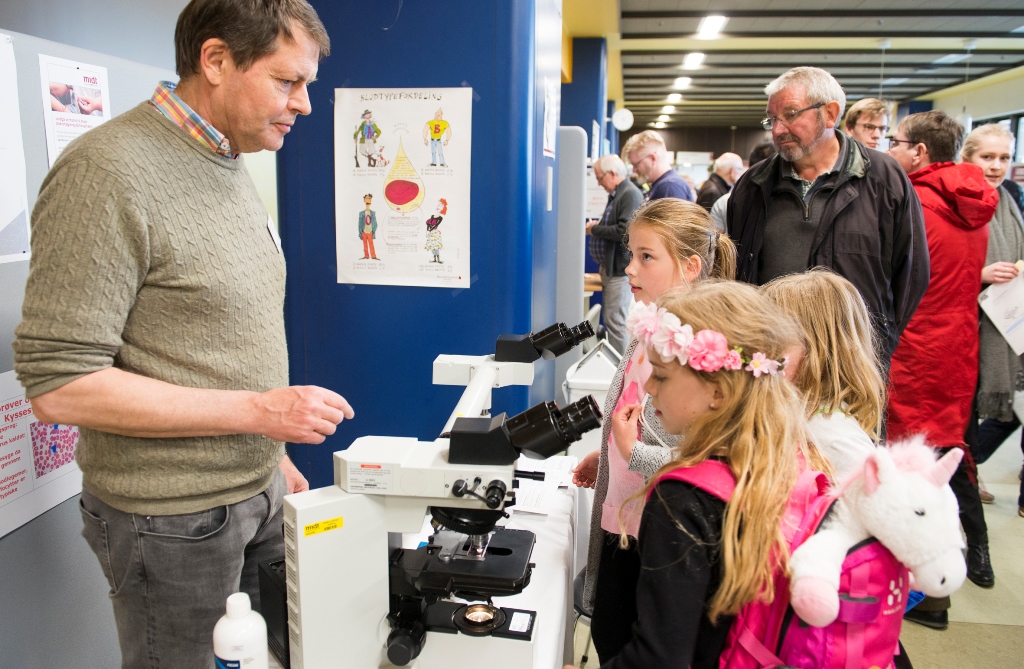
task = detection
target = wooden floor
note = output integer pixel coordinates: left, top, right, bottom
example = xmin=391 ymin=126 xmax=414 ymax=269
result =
xmin=574 ymin=426 xmax=1024 ymax=669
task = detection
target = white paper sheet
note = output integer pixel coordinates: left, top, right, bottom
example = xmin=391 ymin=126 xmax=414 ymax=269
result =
xmin=38 ymin=54 xmax=112 ymax=166
xmin=0 ymin=35 xmax=30 ymax=263
xmin=334 ymin=87 xmax=472 ymax=288
xmin=978 ymin=260 xmax=1024 ymax=356
xmin=513 ymin=455 xmax=577 ymax=515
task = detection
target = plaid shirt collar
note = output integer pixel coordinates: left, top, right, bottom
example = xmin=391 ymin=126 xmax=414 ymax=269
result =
xmin=149 ymin=81 xmax=236 ymax=159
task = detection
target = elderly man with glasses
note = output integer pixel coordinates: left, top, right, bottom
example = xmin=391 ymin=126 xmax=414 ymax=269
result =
xmin=586 ymin=154 xmax=644 ymax=355
xmin=727 ymin=66 xmax=929 ymax=366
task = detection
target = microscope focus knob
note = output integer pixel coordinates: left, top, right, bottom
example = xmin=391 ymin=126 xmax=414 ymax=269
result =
xmin=386 ymin=624 xmax=425 ymax=666
xmin=485 ymin=480 xmax=507 ymax=509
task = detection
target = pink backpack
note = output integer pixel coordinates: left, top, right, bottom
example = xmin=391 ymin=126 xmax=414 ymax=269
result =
xmin=650 ymin=460 xmax=909 ymax=669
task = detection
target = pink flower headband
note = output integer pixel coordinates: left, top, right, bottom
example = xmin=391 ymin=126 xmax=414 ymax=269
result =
xmin=626 ymin=301 xmax=787 ymax=377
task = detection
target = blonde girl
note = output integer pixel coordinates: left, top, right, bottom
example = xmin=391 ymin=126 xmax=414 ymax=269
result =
xmin=761 ymin=269 xmax=886 ymax=478
xmin=585 ymin=281 xmax=810 ymax=668
xmin=570 ymin=198 xmax=735 ymax=660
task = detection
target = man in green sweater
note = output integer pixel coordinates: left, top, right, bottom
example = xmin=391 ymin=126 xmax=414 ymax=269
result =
xmin=13 ymin=1 xmax=347 ymax=666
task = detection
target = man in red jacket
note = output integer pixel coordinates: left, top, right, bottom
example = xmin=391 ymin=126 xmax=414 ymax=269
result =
xmin=887 ymin=111 xmax=998 ymax=629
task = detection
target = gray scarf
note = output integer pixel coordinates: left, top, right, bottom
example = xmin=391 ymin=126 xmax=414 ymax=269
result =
xmin=977 ymin=186 xmax=1024 ymax=421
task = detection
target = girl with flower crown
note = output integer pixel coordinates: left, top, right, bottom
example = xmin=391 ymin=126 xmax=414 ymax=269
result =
xmin=565 ymin=281 xmax=815 ymax=669
xmin=570 ymin=199 xmax=735 ymax=661
xmin=761 ymin=269 xmax=886 ymax=479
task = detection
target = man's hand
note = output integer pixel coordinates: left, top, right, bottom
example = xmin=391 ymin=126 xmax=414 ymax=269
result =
xmin=571 ymin=449 xmax=600 ymax=488
xmin=585 ymin=220 xmax=599 ymax=234
xmin=279 ymin=455 xmax=309 ymax=493
xmin=611 ymin=403 xmax=640 ymax=462
xmin=250 ymin=386 xmax=354 ymax=444
xmin=981 ymin=261 xmax=1020 ymax=284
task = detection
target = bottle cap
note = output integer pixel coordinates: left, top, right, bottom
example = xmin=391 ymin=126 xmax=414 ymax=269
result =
xmin=226 ymin=592 xmax=252 ymax=618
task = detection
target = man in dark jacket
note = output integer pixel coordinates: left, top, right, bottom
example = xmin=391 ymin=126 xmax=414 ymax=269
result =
xmin=727 ymin=66 xmax=929 ymax=365
xmin=696 ymin=152 xmax=742 ymax=211
xmin=587 ymin=154 xmax=644 ymax=354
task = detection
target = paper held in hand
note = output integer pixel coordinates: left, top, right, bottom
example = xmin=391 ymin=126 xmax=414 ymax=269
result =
xmin=978 ymin=260 xmax=1024 ymax=356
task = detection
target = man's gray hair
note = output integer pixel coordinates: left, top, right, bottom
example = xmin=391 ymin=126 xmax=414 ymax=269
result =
xmin=765 ymin=67 xmax=846 ymax=126
xmin=595 ymin=154 xmax=629 ymax=178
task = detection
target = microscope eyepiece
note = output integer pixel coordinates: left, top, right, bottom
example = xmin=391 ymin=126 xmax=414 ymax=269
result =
xmin=505 ymin=395 xmax=603 ymax=459
xmin=494 ymin=319 xmax=595 ymax=362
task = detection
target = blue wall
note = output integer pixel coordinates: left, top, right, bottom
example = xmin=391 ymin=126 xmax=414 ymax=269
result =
xmin=279 ymin=0 xmax=563 ymax=487
xmin=560 ymin=37 xmax=607 ymax=162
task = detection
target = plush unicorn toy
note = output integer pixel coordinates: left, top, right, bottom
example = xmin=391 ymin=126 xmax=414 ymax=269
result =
xmin=789 ymin=436 xmax=967 ymax=627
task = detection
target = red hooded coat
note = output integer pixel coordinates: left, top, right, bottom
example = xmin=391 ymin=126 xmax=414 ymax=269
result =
xmin=886 ymin=162 xmax=997 ymax=447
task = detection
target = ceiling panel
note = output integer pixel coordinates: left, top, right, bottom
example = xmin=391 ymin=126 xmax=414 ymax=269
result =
xmin=618 ymin=1 xmax=1024 ymax=127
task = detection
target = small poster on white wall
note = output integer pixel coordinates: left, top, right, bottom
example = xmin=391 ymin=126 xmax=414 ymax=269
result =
xmin=0 ymin=371 xmax=82 ymax=539
xmin=0 ymin=34 xmax=31 ymax=263
xmin=38 ymin=54 xmax=111 ymax=166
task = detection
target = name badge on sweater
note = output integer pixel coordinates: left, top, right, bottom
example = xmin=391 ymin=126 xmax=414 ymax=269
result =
xmin=267 ymin=215 xmax=283 ymax=253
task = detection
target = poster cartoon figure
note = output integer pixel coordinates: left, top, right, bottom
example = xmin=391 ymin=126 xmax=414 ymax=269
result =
xmin=358 ymin=194 xmax=379 ymax=260
xmin=425 ymin=199 xmax=447 ymax=263
xmin=423 ymin=108 xmax=451 ymax=167
xmin=354 ymin=109 xmax=382 ymax=167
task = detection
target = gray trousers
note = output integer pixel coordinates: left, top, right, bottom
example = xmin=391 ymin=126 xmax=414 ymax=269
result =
xmin=79 ymin=470 xmax=286 ymax=669
xmin=601 ymin=270 xmax=633 ymax=357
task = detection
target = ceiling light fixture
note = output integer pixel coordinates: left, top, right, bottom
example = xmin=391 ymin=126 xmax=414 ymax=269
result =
xmin=673 ymin=77 xmax=692 ymax=89
xmin=657 ymin=115 xmax=670 ymax=121
xmin=682 ymin=52 xmax=705 ymax=70
xmin=654 ymin=122 xmax=667 ymax=129
xmin=661 ymin=105 xmax=676 ymax=113
xmin=697 ymin=15 xmax=728 ymax=39
xmin=667 ymin=93 xmax=683 ymax=102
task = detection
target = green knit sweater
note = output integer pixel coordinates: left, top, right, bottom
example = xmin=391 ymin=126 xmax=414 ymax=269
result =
xmin=14 ymin=103 xmax=288 ymax=515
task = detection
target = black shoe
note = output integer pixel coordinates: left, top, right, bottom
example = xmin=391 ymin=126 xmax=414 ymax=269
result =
xmin=903 ymin=607 xmax=948 ymax=630
xmin=966 ymin=543 xmax=995 ymax=588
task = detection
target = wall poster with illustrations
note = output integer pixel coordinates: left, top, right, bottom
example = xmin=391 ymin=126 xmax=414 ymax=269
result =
xmin=335 ymin=87 xmax=472 ymax=288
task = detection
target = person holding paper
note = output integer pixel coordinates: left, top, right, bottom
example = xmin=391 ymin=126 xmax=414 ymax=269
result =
xmin=13 ymin=1 xmax=345 ymax=667
xmin=961 ymin=123 xmax=1024 ymax=517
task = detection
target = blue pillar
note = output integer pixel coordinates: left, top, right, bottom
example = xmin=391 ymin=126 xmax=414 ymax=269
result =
xmin=561 ymin=38 xmax=607 ymax=162
xmin=606 ymin=100 xmax=618 ymax=155
xmin=278 ymin=0 xmax=563 ymax=486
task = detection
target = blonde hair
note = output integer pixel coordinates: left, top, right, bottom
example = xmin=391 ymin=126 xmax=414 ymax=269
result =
xmin=621 ymin=129 xmax=667 ymax=161
xmin=962 ymin=122 xmax=1016 ymax=162
xmin=626 ymin=198 xmax=737 ymax=282
xmin=761 ymin=269 xmax=885 ymax=440
xmin=844 ymin=98 xmax=890 ymax=132
xmin=625 ymin=281 xmax=817 ymax=622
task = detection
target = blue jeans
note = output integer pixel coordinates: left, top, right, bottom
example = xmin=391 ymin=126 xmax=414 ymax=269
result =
xmin=430 ymin=139 xmax=445 ymax=165
xmin=79 ymin=470 xmax=285 ymax=668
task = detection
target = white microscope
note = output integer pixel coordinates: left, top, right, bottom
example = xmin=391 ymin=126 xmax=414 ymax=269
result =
xmin=278 ymin=321 xmax=601 ymax=669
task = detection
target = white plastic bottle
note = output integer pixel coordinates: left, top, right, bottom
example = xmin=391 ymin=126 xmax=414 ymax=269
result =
xmin=213 ymin=592 xmax=269 ymax=669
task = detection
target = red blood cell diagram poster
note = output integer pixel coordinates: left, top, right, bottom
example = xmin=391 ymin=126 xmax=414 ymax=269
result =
xmin=0 ymin=371 xmax=82 ymax=538
xmin=335 ymin=88 xmax=471 ymax=288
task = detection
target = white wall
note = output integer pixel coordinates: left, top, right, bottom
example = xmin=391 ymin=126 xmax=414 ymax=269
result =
xmin=0 ymin=0 xmax=188 ymax=71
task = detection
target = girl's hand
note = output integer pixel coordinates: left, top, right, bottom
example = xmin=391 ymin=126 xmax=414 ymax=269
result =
xmin=612 ymin=403 xmax=641 ymax=462
xmin=571 ymin=449 xmax=600 ymax=488
xmin=981 ymin=261 xmax=1019 ymax=284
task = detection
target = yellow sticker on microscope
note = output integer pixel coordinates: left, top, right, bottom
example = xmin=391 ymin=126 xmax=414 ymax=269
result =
xmin=304 ymin=516 xmax=344 ymax=537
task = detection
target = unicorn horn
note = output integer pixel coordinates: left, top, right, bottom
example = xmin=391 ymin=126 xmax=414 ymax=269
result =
xmin=924 ymin=448 xmax=963 ymax=487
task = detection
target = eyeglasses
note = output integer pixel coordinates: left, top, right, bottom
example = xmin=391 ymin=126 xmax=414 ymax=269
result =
xmin=761 ymin=102 xmax=826 ymax=130
xmin=856 ymin=122 xmax=889 ymax=134
xmin=887 ymin=137 xmax=914 ymax=148
xmin=594 ymin=170 xmax=608 ymax=182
